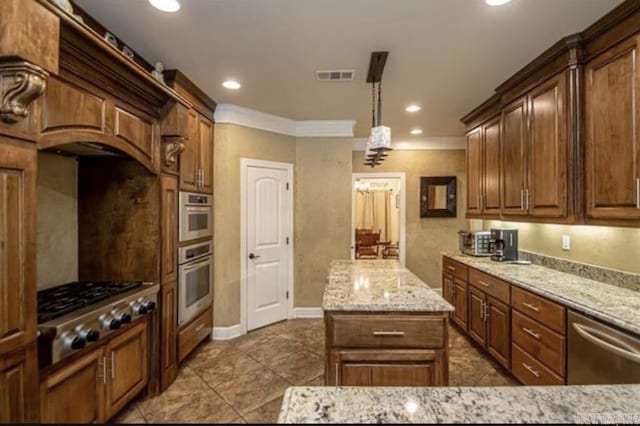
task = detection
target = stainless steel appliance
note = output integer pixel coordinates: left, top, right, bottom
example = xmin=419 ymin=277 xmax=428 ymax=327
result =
xmin=37 ymin=281 xmax=158 ymax=365
xmin=490 ymin=228 xmax=518 ymax=262
xmin=568 ymin=311 xmax=640 ymax=384
xmin=179 ymin=191 xmax=212 ymax=242
xmin=458 ymin=230 xmax=492 ymax=257
xmin=178 ymin=241 xmax=213 ymax=325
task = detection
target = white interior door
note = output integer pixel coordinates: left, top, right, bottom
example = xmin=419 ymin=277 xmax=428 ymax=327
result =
xmin=246 ymin=164 xmax=290 ymax=330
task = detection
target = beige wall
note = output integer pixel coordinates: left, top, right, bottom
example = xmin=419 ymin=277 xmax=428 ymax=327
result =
xmin=36 ymin=152 xmax=78 ymax=289
xmin=295 ymin=138 xmax=352 ymax=307
xmin=353 ymin=150 xmax=469 ymax=288
xmin=485 ymin=220 xmax=640 ymax=274
xmin=213 ymin=124 xmax=297 ymax=326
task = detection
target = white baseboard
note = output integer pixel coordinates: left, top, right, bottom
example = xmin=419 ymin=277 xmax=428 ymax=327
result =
xmin=212 ymin=324 xmax=244 ymax=340
xmin=293 ymin=307 xmax=323 ymax=318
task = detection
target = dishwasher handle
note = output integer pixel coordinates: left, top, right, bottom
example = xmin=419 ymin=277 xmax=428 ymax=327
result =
xmin=573 ymin=323 xmax=640 ymax=364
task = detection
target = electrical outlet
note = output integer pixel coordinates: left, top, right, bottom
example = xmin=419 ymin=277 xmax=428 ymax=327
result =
xmin=562 ymin=235 xmax=571 ymax=251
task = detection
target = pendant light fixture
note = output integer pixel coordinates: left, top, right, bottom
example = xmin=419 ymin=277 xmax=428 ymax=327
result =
xmin=365 ymin=51 xmax=392 ymax=167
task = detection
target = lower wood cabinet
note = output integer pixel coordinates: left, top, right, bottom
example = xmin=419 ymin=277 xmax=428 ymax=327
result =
xmin=451 ymin=279 xmax=468 ymax=330
xmin=467 ymin=285 xmax=510 ymax=369
xmin=178 ymin=306 xmax=213 ymax=363
xmin=40 ymin=320 xmax=149 ymax=423
xmin=160 ymin=282 xmax=178 ymax=390
xmin=332 ymin=350 xmax=443 ymax=387
xmin=0 ymin=343 xmax=39 ymax=424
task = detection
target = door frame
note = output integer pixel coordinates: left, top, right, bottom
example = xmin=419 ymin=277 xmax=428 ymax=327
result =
xmin=351 ymin=172 xmax=406 ymax=266
xmin=240 ymin=158 xmax=294 ymax=334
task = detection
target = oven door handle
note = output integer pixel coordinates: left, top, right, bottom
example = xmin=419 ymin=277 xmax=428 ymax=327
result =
xmin=182 ymin=257 xmax=212 ymax=272
xmin=573 ymin=323 xmax=640 ymax=364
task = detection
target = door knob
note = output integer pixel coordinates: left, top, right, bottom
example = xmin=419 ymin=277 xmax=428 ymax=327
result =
xmin=249 ymin=253 xmax=261 ymax=260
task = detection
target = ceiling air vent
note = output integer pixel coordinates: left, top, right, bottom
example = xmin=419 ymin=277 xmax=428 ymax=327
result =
xmin=316 ymin=70 xmax=355 ymax=82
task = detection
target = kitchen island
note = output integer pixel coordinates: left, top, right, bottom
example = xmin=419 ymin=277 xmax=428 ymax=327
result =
xmin=322 ymin=260 xmax=454 ymax=387
xmin=278 ymin=384 xmax=640 ymax=423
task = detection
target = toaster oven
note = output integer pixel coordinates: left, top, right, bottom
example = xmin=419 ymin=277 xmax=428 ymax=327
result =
xmin=458 ymin=230 xmax=492 ymax=257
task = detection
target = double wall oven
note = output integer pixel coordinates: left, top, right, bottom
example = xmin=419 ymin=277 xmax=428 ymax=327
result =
xmin=178 ymin=192 xmax=213 ymax=325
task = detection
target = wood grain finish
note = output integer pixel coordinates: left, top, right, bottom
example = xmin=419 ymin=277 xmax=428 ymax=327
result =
xmin=331 ymin=315 xmax=445 ymax=348
xmin=161 ymin=174 xmax=178 ymax=285
xmin=451 ymin=279 xmax=468 ymax=330
xmin=512 ymin=310 xmax=566 ymax=377
xmin=0 ymin=343 xmax=38 ymax=424
xmin=178 ymin=306 xmax=212 ymax=363
xmin=467 ymin=285 xmax=486 ymax=346
xmin=114 ymin=107 xmax=155 ymax=163
xmin=198 ymin=116 xmax=214 ymax=193
xmin=585 ymin=35 xmax=640 ymax=221
xmin=466 ymin=128 xmax=482 ymax=215
xmin=501 ymin=97 xmax=528 ymax=216
xmin=40 ymin=77 xmax=105 ymax=133
xmin=180 ymin=109 xmax=199 ymax=191
xmin=483 ymin=115 xmax=502 ymax=215
xmin=486 ymin=297 xmax=510 ymax=369
xmin=512 ymin=343 xmax=564 ymax=386
xmin=0 ymin=141 xmax=36 ymax=355
xmin=105 ymin=321 xmax=148 ymax=419
xmin=160 ymin=282 xmax=178 ymax=391
xmin=511 ymin=287 xmax=566 ymax=334
xmin=468 ymin=268 xmax=510 ymax=304
xmin=442 ymin=257 xmax=468 ymax=281
xmin=40 ymin=347 xmax=105 ymax=424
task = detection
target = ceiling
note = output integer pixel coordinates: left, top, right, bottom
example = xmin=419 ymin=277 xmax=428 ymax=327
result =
xmin=76 ymin=0 xmax=622 ymax=139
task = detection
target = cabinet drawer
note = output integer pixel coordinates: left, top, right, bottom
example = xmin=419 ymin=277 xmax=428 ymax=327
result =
xmin=512 ymin=311 xmax=565 ymax=377
xmin=468 ymin=269 xmax=510 ymax=304
xmin=330 ymin=315 xmax=445 ymax=349
xmin=178 ymin=306 xmax=212 ymax=363
xmin=443 ymin=257 xmax=468 ymax=281
xmin=512 ymin=344 xmax=564 ymax=386
xmin=511 ymin=287 xmax=566 ymax=334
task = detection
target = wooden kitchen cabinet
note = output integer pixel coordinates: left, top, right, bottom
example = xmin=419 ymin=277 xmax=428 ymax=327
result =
xmin=0 ymin=141 xmax=37 ymax=356
xmin=486 ymin=297 xmax=510 ymax=368
xmin=451 ymin=279 xmax=468 ymax=330
xmin=500 ymin=97 xmax=528 ymax=216
xmin=466 ymin=128 xmax=482 ymax=215
xmin=483 ymin=115 xmax=502 ymax=215
xmin=0 ymin=343 xmax=39 ymax=424
xmin=585 ymin=35 xmax=640 ymax=222
xmin=161 ymin=174 xmax=179 ymax=285
xmin=198 ymin=116 xmax=214 ymax=193
xmin=442 ymin=273 xmax=454 ymax=306
xmin=180 ymin=109 xmax=200 ymax=191
xmin=467 ymin=285 xmax=487 ymax=346
xmin=160 ymin=282 xmax=178 ymax=391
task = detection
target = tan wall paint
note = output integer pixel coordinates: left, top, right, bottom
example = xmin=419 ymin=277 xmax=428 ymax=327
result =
xmin=485 ymin=220 xmax=640 ymax=274
xmin=37 ymin=152 xmax=78 ymax=289
xmin=353 ymin=150 xmax=469 ymax=288
xmin=213 ymin=124 xmax=297 ymax=326
xmin=295 ymin=138 xmax=353 ymax=307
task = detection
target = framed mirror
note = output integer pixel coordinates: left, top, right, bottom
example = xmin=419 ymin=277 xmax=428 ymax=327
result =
xmin=420 ymin=176 xmax=457 ymax=218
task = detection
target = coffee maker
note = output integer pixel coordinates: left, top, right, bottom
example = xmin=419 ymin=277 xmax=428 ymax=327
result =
xmin=490 ymin=229 xmax=518 ymax=262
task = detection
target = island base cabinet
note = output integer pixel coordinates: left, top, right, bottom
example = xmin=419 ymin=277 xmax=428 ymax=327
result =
xmin=0 ymin=344 xmax=39 ymax=424
xmin=330 ymin=350 xmax=446 ymax=387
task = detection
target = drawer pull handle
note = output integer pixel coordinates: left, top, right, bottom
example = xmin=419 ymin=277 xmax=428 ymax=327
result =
xmin=372 ymin=331 xmax=405 ymax=336
xmin=522 ymin=362 xmax=540 ymax=378
xmin=447 ymin=266 xmax=456 ymax=271
xmin=522 ymin=327 xmax=540 ymax=340
xmin=477 ymin=280 xmax=490 ymax=287
xmin=194 ymin=324 xmax=205 ymax=333
xmin=522 ymin=302 xmax=540 ymax=312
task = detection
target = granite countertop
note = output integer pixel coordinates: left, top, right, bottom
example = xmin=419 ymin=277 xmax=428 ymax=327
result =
xmin=322 ymin=260 xmax=454 ymax=312
xmin=278 ymin=385 xmax=640 ymax=424
xmin=444 ymin=252 xmax=640 ymax=335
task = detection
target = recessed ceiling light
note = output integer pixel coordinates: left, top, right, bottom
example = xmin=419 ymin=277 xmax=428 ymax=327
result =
xmin=405 ymin=105 xmax=421 ymax=113
xmin=410 ymin=128 xmax=423 ymax=135
xmin=148 ymin=0 xmax=180 ymax=13
xmin=222 ymin=80 xmax=241 ymax=90
xmin=486 ymin=0 xmax=512 ymax=6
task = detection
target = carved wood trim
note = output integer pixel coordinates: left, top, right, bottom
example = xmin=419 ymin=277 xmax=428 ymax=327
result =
xmin=0 ymin=61 xmax=48 ymax=124
xmin=161 ymin=136 xmax=185 ymax=167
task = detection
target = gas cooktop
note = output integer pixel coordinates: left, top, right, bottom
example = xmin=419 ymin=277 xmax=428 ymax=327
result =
xmin=37 ymin=281 xmax=143 ymax=324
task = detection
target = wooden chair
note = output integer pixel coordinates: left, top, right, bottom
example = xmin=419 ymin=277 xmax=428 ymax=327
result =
xmin=356 ymin=231 xmax=381 ymax=259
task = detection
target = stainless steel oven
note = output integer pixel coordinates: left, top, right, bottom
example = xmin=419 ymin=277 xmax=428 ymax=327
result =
xmin=179 ymin=192 xmax=212 ymax=242
xmin=178 ymin=241 xmax=213 ymax=325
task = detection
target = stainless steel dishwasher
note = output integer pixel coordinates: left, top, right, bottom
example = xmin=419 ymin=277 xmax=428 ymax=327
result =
xmin=568 ymin=310 xmax=640 ymax=384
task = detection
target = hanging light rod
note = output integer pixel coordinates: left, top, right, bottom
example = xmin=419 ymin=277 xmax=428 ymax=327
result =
xmin=366 ymin=51 xmax=389 ymax=83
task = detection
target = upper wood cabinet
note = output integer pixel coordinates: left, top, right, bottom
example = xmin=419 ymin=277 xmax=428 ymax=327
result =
xmin=466 ymin=116 xmax=501 ymax=217
xmin=501 ymin=97 xmax=528 ymax=216
xmin=0 ymin=141 xmax=36 ymax=356
xmin=585 ymin=35 xmax=640 ymax=222
xmin=465 ymin=129 xmax=482 ymax=215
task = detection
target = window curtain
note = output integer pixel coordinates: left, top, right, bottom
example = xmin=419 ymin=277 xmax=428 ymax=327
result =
xmin=356 ymin=190 xmax=393 ymax=241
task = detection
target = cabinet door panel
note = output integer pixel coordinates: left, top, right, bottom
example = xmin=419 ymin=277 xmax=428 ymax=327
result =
xmin=198 ymin=117 xmax=214 ymax=194
xmin=442 ymin=273 xmax=453 ymax=305
xmin=40 ymin=348 xmax=104 ymax=424
xmin=528 ymin=73 xmax=568 ymax=218
xmin=161 ymin=175 xmax=178 ymax=285
xmin=466 ymin=129 xmax=482 ymax=215
xmin=370 ymin=364 xmax=434 ymax=387
xmin=180 ymin=110 xmax=199 ymax=191
xmin=341 ymin=365 xmax=371 ymax=386
xmin=0 ymin=142 xmax=36 ymax=355
xmin=452 ymin=279 xmax=468 ymax=330
xmin=114 ymin=107 xmax=155 ymax=163
xmin=483 ymin=116 xmax=501 ymax=215
xmin=160 ymin=282 xmax=178 ymax=391
xmin=486 ymin=297 xmax=510 ymax=369
xmin=586 ymin=36 xmax=640 ymax=220
xmin=106 ymin=321 xmax=148 ymax=418
xmin=40 ymin=77 xmax=105 ymax=134
xmin=1 ymin=344 xmax=38 ymax=424
xmin=467 ymin=286 xmax=486 ymax=347
xmin=501 ymin=98 xmax=528 ymax=215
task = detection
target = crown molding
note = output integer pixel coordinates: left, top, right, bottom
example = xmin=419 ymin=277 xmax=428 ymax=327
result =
xmin=214 ymin=104 xmax=355 ymax=137
xmin=352 ymin=137 xmax=465 ymax=151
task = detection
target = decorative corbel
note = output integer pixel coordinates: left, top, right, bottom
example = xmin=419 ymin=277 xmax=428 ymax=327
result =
xmin=0 ymin=60 xmax=48 ymax=124
xmin=162 ymin=136 xmax=186 ymax=167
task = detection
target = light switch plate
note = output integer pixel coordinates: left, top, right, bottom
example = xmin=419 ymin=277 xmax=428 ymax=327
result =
xmin=562 ymin=235 xmax=571 ymax=251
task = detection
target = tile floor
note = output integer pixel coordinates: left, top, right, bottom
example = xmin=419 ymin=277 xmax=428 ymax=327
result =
xmin=115 ymin=319 xmax=517 ymax=424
